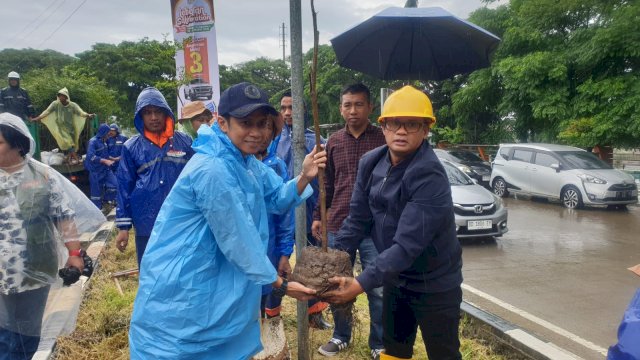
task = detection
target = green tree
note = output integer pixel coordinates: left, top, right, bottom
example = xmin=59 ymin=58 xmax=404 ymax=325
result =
xmin=0 ymin=48 xmax=76 ymax=79
xmin=70 ymin=38 xmax=177 ymax=127
xmin=22 ymin=67 xmax=120 ymax=151
xmin=219 ymin=57 xmax=291 ymax=106
xmin=453 ymin=0 xmax=640 ymax=147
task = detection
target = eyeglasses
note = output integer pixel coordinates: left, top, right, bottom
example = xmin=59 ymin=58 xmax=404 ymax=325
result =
xmin=381 ymin=119 xmax=430 ymax=133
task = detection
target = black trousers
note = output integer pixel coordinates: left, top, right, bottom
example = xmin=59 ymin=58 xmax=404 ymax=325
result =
xmin=382 ymin=285 xmax=462 ymax=359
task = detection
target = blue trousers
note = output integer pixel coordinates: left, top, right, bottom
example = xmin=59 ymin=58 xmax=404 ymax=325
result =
xmin=328 ymin=232 xmax=384 ymax=350
xmin=135 ymin=235 xmax=150 ymax=267
xmin=0 ymin=286 xmax=51 ymax=360
xmin=89 ymin=170 xmax=117 ymax=208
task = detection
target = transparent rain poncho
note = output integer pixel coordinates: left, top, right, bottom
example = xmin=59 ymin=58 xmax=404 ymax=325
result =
xmin=0 ymin=113 xmax=105 ymax=343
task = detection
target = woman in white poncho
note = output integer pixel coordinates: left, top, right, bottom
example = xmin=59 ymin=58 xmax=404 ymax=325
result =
xmin=0 ymin=113 xmax=104 ymax=359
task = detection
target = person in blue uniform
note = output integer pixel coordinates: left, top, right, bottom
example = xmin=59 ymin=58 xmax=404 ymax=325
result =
xmin=84 ymin=123 xmax=117 ymax=209
xmin=114 ymin=87 xmax=194 ymax=266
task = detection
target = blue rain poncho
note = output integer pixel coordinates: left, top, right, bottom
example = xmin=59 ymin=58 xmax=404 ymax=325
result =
xmin=276 ymin=124 xmax=325 ymax=232
xmin=608 ymin=288 xmax=640 ymax=359
xmin=129 ymin=123 xmax=312 ymax=359
xmin=262 ymin=150 xmax=294 ymax=297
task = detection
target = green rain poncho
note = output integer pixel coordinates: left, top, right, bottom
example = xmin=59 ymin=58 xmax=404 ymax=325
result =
xmin=39 ymin=88 xmax=88 ymax=151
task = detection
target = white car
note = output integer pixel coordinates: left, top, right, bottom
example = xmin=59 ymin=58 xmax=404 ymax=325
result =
xmin=441 ymin=160 xmax=508 ymax=239
xmin=491 ymin=143 xmax=638 ymax=209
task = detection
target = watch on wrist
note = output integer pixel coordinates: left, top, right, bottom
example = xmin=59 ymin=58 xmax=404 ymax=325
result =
xmin=68 ymin=249 xmax=83 ymax=257
xmin=273 ymin=279 xmax=288 ymax=298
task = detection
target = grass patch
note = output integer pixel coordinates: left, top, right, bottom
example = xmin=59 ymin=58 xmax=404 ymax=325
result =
xmin=55 ymin=234 xmax=508 ymax=359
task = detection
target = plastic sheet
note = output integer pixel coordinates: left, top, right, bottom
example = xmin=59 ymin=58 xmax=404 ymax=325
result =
xmin=39 ymin=89 xmax=87 ymax=151
xmin=0 ymin=113 xmax=105 ymax=351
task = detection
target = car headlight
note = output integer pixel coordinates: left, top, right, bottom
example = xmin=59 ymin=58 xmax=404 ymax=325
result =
xmin=578 ymin=174 xmax=607 ymax=184
xmin=457 ymin=165 xmax=472 ymax=174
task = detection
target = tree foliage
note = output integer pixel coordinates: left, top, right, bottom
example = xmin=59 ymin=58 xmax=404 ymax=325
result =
xmin=23 ymin=67 xmax=119 ymax=122
xmin=457 ymin=0 xmax=640 ymax=147
xmin=70 ymin=38 xmax=178 ymax=127
xmin=0 ymin=48 xmax=76 ymax=79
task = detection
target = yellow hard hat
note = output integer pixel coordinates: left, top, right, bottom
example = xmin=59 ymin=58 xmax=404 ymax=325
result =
xmin=378 ymin=85 xmax=436 ymax=127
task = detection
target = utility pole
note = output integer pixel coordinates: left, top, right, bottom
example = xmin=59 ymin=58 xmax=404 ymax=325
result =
xmin=279 ymin=22 xmax=287 ymax=62
xmin=289 ymin=1 xmax=310 ymax=359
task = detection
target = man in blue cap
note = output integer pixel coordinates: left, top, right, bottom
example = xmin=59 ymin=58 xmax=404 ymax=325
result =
xmin=114 ymin=87 xmax=194 ymax=266
xmin=107 ymin=123 xmax=128 ymax=171
xmin=129 ymin=82 xmax=327 ymax=359
xmin=84 ymin=123 xmax=118 ymax=209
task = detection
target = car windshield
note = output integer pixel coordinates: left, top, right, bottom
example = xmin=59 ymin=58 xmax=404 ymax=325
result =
xmin=449 ymin=150 xmax=483 ymax=162
xmin=557 ymin=151 xmax=612 ymax=170
xmin=442 ymin=161 xmax=474 ymax=186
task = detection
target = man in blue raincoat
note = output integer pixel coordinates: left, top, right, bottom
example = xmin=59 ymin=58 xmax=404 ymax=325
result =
xmin=106 ymin=123 xmax=127 ymax=171
xmin=276 ymin=90 xmax=326 ymax=244
xmin=129 ymin=82 xmax=325 ymax=359
xmin=114 ymin=87 xmax=194 ymax=266
xmin=84 ymin=123 xmax=117 ymax=209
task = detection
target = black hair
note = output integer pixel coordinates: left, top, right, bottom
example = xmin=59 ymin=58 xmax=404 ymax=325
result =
xmin=340 ymin=83 xmax=371 ymax=103
xmin=280 ymin=89 xmax=292 ymax=102
xmin=0 ymin=124 xmax=31 ymax=158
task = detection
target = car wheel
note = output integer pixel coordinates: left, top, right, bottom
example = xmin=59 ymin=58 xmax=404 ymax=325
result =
xmin=561 ymin=186 xmax=583 ymax=209
xmin=493 ymin=177 xmax=509 ymax=198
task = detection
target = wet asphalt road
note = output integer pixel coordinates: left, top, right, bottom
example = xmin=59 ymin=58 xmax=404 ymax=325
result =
xmin=461 ymin=196 xmax=640 ymax=360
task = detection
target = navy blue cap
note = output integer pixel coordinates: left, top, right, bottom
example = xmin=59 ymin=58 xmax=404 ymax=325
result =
xmin=218 ymin=82 xmax=278 ymax=118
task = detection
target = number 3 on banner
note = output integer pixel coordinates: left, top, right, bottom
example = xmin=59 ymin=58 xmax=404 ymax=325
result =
xmin=190 ymin=52 xmax=203 ymax=74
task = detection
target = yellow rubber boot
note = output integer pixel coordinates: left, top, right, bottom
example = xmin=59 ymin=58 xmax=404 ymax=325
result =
xmin=380 ymin=352 xmax=412 ymax=360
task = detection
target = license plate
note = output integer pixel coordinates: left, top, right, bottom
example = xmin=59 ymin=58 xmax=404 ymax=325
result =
xmin=482 ymin=176 xmax=490 ymax=182
xmin=467 ymin=220 xmax=492 ymax=230
xmin=617 ymin=191 xmax=632 ymax=199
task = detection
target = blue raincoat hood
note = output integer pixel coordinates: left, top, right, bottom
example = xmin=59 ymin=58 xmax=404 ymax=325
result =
xmin=133 ymin=87 xmax=175 ymax=134
xmin=109 ymin=123 xmax=120 ymax=133
xmin=95 ymin=123 xmax=110 ymax=138
xmin=192 ymin=122 xmax=248 ymax=162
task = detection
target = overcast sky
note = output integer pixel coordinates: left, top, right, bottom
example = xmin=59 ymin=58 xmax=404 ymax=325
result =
xmin=0 ymin=0 xmax=505 ymax=66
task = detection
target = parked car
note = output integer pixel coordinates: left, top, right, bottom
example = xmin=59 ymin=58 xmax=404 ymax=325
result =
xmin=491 ymin=143 xmax=638 ymax=209
xmin=441 ymin=160 xmax=509 ymax=239
xmin=434 ymin=148 xmax=492 ymax=188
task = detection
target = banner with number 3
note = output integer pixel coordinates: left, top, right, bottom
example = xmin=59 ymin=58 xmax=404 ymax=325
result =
xmin=170 ymin=0 xmax=221 ymax=123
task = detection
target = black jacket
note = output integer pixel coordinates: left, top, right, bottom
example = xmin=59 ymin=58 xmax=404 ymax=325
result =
xmin=0 ymin=83 xmax=36 ymax=119
xmin=334 ymin=141 xmax=462 ymax=294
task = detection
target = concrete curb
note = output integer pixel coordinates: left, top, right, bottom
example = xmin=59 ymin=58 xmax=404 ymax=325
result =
xmin=32 ymin=211 xmax=115 ymax=360
xmin=461 ymin=301 xmax=583 ymax=360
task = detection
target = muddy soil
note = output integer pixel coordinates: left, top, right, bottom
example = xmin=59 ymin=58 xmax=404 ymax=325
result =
xmin=291 ymin=246 xmax=352 ymax=296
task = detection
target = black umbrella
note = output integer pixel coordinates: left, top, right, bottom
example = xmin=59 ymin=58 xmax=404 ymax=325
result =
xmin=330 ymin=7 xmax=500 ymax=81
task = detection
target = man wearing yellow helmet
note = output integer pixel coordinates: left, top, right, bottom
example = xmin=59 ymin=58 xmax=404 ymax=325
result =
xmin=323 ymin=85 xmax=463 ymax=360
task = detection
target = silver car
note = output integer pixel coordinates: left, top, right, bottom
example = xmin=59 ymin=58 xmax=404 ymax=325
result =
xmin=441 ymin=160 xmax=509 ymax=239
xmin=491 ymin=143 xmax=638 ymax=209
